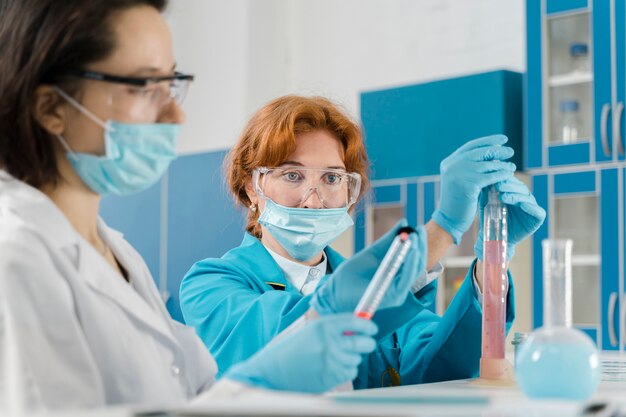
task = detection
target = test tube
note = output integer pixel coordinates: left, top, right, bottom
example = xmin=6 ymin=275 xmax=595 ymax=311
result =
xmin=480 ymin=185 xmax=511 ymax=380
xmin=354 ymin=227 xmax=415 ymax=320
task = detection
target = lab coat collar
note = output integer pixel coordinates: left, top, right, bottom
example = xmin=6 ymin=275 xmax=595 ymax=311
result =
xmin=236 ymin=233 xmax=299 ymax=293
xmin=235 ymin=233 xmax=346 ymax=293
xmin=264 ymin=246 xmax=328 ymax=293
xmin=0 ymin=170 xmax=77 ymax=249
xmin=0 ymin=171 xmax=176 ymax=344
xmin=77 ymin=221 xmax=176 ymax=344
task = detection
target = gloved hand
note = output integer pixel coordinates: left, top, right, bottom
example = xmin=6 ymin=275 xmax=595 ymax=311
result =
xmin=224 ymin=313 xmax=378 ymax=393
xmin=432 ymin=135 xmax=517 ymax=244
xmin=310 ymin=219 xmax=427 ymax=339
xmin=474 ymin=176 xmax=546 ymax=260
xmin=311 ymin=219 xmax=427 ymax=316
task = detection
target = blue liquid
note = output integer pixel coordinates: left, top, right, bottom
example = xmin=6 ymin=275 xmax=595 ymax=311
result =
xmin=516 ymin=342 xmax=600 ymax=400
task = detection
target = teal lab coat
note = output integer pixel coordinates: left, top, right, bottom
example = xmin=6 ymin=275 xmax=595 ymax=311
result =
xmin=180 ymin=233 xmax=516 ymax=389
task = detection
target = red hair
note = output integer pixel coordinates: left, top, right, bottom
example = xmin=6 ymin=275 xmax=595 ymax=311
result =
xmin=226 ymin=95 xmax=370 ymax=238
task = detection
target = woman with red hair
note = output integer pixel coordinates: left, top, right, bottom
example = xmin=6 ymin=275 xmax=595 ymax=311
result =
xmin=180 ymin=95 xmax=545 ymax=389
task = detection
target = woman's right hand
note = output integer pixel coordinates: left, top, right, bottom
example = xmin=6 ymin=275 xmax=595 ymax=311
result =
xmin=224 ymin=313 xmax=377 ymax=393
xmin=310 ymin=219 xmax=427 ymax=316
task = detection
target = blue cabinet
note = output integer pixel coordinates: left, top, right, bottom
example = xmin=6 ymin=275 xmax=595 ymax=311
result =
xmin=527 ymin=0 xmax=626 ymax=354
xmin=361 ymin=70 xmax=522 ymax=180
xmin=526 ymin=0 xmax=626 ymax=169
xmin=530 ymin=169 xmax=622 ymax=348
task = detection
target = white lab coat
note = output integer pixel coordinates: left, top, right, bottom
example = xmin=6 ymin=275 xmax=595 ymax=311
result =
xmin=0 ymin=170 xmax=227 ymax=411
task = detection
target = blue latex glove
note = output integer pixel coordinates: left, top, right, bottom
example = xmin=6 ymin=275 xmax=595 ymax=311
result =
xmin=310 ymin=219 xmax=427 ymax=316
xmin=432 ymin=135 xmax=517 ymax=244
xmin=224 ymin=313 xmax=378 ymax=393
xmin=474 ymin=176 xmax=546 ymax=260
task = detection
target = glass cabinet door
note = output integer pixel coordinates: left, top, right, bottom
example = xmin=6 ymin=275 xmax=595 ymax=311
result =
xmin=545 ymin=8 xmax=596 ymax=165
xmin=554 ymin=195 xmax=600 ymax=328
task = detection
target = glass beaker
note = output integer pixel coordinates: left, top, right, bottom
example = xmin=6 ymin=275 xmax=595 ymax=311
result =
xmin=515 ymin=239 xmax=600 ymax=400
xmin=479 ymin=186 xmax=514 ymax=381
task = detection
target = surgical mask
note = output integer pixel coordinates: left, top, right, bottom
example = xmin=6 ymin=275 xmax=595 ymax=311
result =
xmin=258 ymin=197 xmax=354 ymax=262
xmin=53 ymin=86 xmax=179 ymax=196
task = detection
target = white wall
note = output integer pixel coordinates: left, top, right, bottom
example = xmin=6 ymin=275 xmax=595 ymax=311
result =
xmin=166 ymin=0 xmax=251 ymax=154
xmin=167 ymin=0 xmax=526 ymax=154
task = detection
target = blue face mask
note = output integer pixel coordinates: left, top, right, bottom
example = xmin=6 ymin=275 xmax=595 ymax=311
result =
xmin=258 ymin=198 xmax=354 ymax=262
xmin=54 ymin=87 xmax=179 ymax=196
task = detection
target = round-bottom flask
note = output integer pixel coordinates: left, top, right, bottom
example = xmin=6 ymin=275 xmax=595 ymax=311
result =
xmin=516 ymin=239 xmax=601 ymax=400
xmin=516 ymin=326 xmax=600 ymax=400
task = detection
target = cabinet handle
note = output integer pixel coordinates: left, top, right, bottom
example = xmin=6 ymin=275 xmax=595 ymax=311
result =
xmin=616 ymin=102 xmax=625 ymax=156
xmin=601 ymin=103 xmax=612 ymax=157
xmin=609 ymin=292 xmax=618 ymax=347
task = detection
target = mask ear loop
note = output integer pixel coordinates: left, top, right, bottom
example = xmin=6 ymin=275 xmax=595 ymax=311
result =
xmin=55 ymin=134 xmax=77 ymax=159
xmin=53 ymin=86 xmax=114 ymax=132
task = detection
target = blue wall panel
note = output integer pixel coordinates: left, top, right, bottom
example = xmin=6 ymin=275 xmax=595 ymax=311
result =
xmin=100 ymin=180 xmax=162 ymax=287
xmin=166 ymin=151 xmax=245 ymax=322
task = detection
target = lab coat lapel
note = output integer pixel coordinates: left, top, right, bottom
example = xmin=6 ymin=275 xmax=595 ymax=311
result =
xmin=324 ymin=246 xmax=346 ymax=273
xmin=76 ymin=226 xmax=175 ymax=342
xmin=1 ymin=174 xmax=176 ymax=343
xmin=237 ymin=233 xmax=299 ymax=294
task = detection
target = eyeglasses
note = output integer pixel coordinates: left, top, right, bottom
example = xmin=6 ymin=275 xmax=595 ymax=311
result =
xmin=63 ymin=69 xmax=194 ymax=120
xmin=253 ymin=166 xmax=361 ymax=209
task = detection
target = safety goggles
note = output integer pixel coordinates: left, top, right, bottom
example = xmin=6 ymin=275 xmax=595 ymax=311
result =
xmin=252 ymin=166 xmax=361 ymax=209
xmin=62 ymin=69 xmax=194 ymax=122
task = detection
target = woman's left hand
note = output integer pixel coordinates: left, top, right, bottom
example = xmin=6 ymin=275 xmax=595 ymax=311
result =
xmin=474 ymin=176 xmax=546 ymax=260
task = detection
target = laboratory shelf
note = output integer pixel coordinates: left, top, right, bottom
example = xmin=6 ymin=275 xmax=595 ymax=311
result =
xmin=549 ymin=71 xmax=593 ymax=88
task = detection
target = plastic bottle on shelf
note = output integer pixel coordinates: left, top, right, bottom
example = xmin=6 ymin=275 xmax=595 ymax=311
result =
xmin=570 ymin=42 xmax=589 ymax=73
xmin=560 ymin=100 xmax=580 ymax=144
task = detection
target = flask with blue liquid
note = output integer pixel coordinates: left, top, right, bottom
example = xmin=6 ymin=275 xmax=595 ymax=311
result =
xmin=515 ymin=239 xmax=601 ymax=400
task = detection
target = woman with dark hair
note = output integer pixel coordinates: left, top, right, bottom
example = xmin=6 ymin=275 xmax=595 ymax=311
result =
xmin=0 ymin=0 xmax=429 ymax=411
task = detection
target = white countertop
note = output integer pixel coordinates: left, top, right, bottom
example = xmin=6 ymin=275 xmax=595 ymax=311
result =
xmin=19 ymin=377 xmax=626 ymax=417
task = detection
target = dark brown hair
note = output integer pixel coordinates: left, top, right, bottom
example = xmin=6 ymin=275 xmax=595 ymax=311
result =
xmin=0 ymin=0 xmax=168 ymax=188
xmin=226 ymin=95 xmax=370 ymax=238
